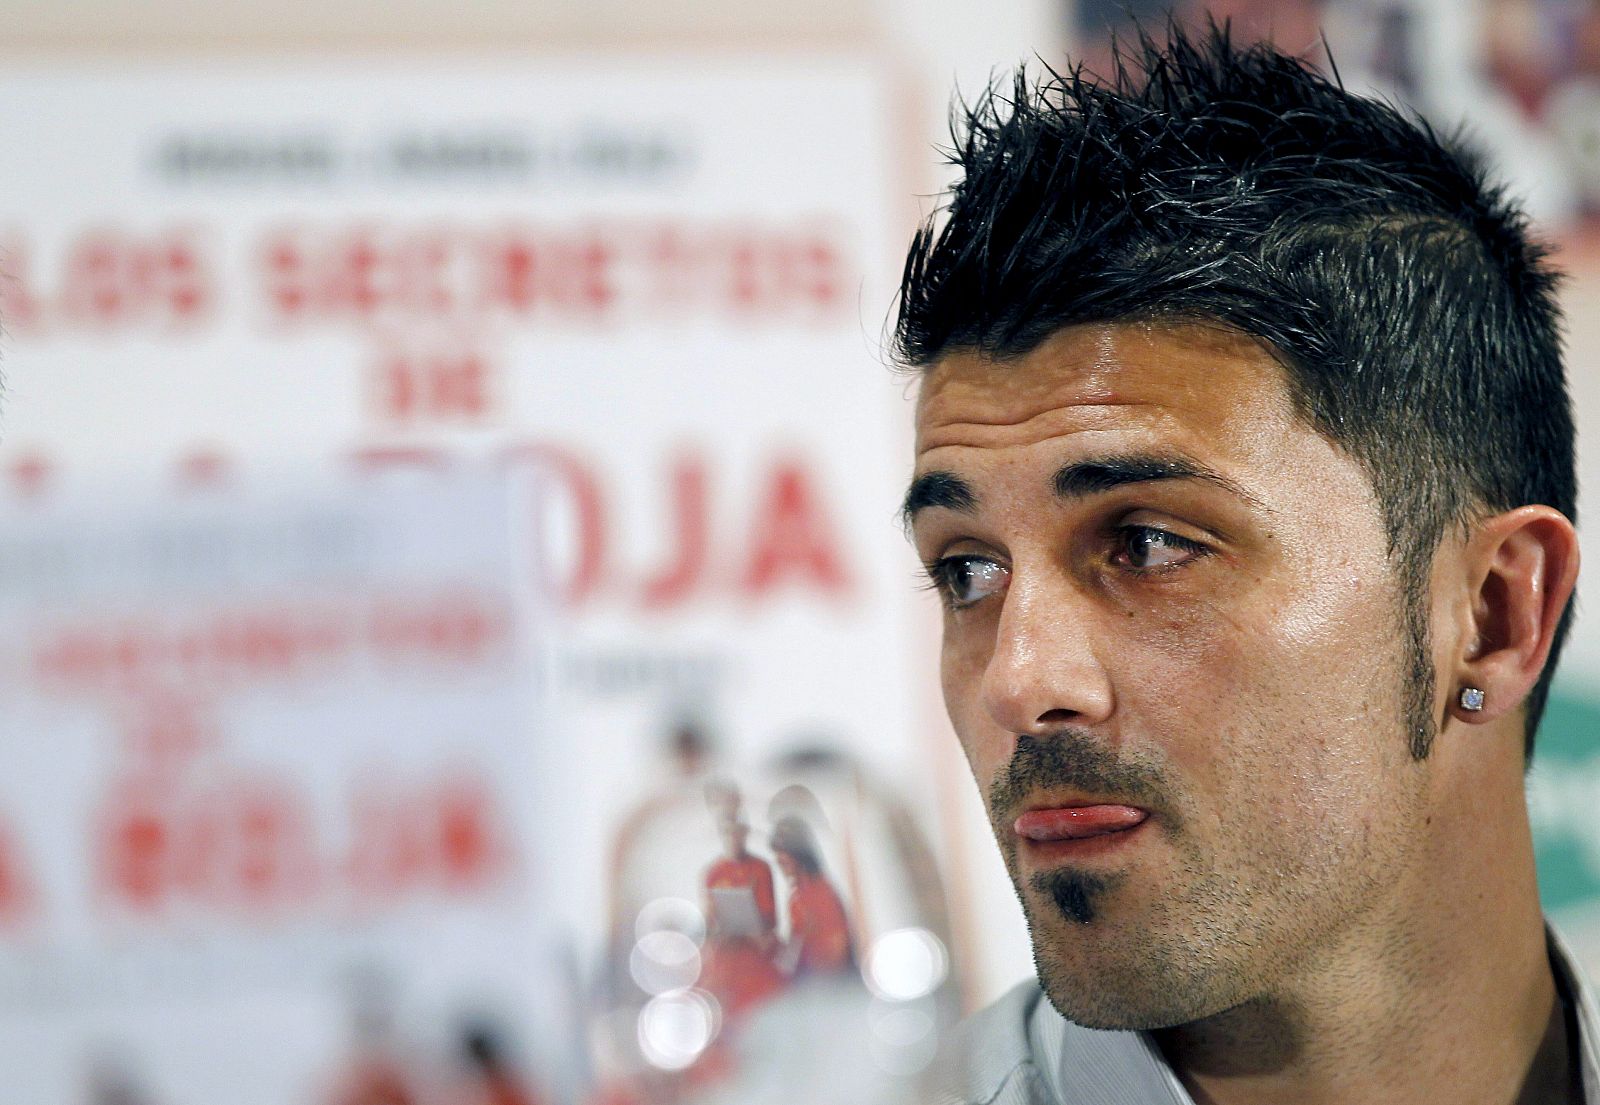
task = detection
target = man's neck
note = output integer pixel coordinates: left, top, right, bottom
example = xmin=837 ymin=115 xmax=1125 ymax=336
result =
xmin=1151 ymin=789 xmax=1575 ymax=1105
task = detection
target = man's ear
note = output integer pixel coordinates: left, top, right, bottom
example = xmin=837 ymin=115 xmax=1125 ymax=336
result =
xmin=1450 ymin=505 xmax=1579 ymax=725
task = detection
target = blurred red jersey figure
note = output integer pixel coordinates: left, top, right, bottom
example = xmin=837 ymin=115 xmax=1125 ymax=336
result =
xmin=769 ymin=815 xmax=853 ymax=976
xmin=451 ymin=1021 xmax=544 ymax=1105
xmin=698 ymin=784 xmax=784 ymax=1023
xmin=701 ymin=783 xmax=776 ymax=938
xmin=698 ymin=936 xmax=785 ymax=1023
xmin=703 ymin=851 xmax=776 ymax=935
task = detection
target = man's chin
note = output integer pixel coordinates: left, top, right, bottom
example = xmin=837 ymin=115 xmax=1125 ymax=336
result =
xmin=1030 ymin=942 xmax=1226 ymax=1031
xmin=1035 ymin=972 xmax=1193 ymax=1031
xmin=1020 ymin=880 xmax=1230 ymax=1031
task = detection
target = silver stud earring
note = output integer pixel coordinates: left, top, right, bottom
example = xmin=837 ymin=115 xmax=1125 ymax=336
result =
xmin=1459 ymin=687 xmax=1486 ymax=712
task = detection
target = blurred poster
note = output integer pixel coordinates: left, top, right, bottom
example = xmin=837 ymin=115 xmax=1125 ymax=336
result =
xmin=0 ymin=57 xmax=929 ymax=949
xmin=0 ymin=475 xmax=575 ymax=1105
xmin=0 ymin=49 xmax=960 ymax=1087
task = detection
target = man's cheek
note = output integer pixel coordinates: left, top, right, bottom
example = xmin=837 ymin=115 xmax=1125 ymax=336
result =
xmin=954 ymin=729 xmax=1007 ymax=811
xmin=1120 ymin=627 xmax=1263 ymax=797
xmin=938 ymin=660 xmax=1010 ymax=819
xmin=940 ymin=635 xmax=993 ymax=737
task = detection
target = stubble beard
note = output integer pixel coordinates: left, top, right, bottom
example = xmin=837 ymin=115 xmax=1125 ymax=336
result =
xmin=989 ymin=733 xmax=1241 ymax=1029
xmin=1011 ymin=836 xmax=1257 ymax=1031
xmin=990 ymin=729 xmax=1414 ymax=1033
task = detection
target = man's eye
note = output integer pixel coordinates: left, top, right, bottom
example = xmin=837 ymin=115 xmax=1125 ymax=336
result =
xmin=1115 ymin=526 xmax=1207 ymax=570
xmin=924 ymin=555 xmax=1009 ymax=608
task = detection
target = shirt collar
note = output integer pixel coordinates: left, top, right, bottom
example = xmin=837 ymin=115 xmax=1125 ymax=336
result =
xmin=1549 ymin=921 xmax=1600 ymax=1102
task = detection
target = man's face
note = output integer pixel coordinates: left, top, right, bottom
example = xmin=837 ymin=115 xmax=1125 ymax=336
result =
xmin=909 ymin=322 xmax=1433 ymax=1029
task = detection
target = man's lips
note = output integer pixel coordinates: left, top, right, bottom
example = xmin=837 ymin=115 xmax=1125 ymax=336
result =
xmin=1014 ymin=805 xmax=1148 ymax=841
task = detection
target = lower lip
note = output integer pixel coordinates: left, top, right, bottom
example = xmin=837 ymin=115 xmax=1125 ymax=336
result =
xmin=1014 ymin=806 xmax=1150 ymax=856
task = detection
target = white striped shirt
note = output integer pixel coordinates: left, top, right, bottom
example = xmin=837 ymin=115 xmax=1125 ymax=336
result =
xmin=932 ymin=925 xmax=1600 ymax=1104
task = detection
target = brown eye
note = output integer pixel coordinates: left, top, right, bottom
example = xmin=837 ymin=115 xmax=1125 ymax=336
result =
xmin=1118 ymin=526 xmax=1206 ymax=570
xmin=927 ymin=555 xmax=1009 ymax=608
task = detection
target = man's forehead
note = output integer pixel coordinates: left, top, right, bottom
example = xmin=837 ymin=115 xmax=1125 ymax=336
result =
xmin=914 ymin=320 xmax=1292 ymax=447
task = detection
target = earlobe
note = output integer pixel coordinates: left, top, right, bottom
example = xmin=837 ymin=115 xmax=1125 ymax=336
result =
xmin=1450 ymin=506 xmax=1579 ymax=726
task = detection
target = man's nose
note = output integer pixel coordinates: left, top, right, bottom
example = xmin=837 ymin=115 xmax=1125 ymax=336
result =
xmin=978 ymin=571 xmax=1113 ymax=736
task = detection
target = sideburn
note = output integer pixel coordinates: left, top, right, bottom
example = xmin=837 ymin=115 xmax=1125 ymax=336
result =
xmin=1402 ymin=555 xmax=1439 ymax=760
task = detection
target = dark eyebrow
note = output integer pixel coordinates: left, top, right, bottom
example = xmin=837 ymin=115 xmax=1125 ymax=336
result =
xmin=902 ymin=452 xmax=1264 ymax=531
xmin=1053 ymin=454 xmax=1263 ymax=508
xmin=901 ymin=470 xmax=977 ymax=528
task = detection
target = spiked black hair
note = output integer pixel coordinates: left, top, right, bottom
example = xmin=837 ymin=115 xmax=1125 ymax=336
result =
xmin=896 ymin=24 xmax=1575 ymax=759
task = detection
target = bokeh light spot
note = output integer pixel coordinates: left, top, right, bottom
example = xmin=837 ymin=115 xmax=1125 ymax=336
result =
xmin=865 ymin=926 xmax=947 ymax=1002
xmin=629 ymin=929 xmax=702 ymax=995
xmin=637 ymin=989 xmax=720 ymax=1070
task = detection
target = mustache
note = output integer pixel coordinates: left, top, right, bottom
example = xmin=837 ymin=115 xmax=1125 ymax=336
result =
xmin=988 ymin=732 xmax=1173 ymax=823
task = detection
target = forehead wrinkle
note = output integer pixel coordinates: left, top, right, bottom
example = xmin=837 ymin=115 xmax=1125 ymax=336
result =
xmin=915 ymin=324 xmax=1293 ymax=452
xmin=915 ymin=400 xmax=1164 ymax=452
xmin=920 ymin=396 xmax=1148 ymax=429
